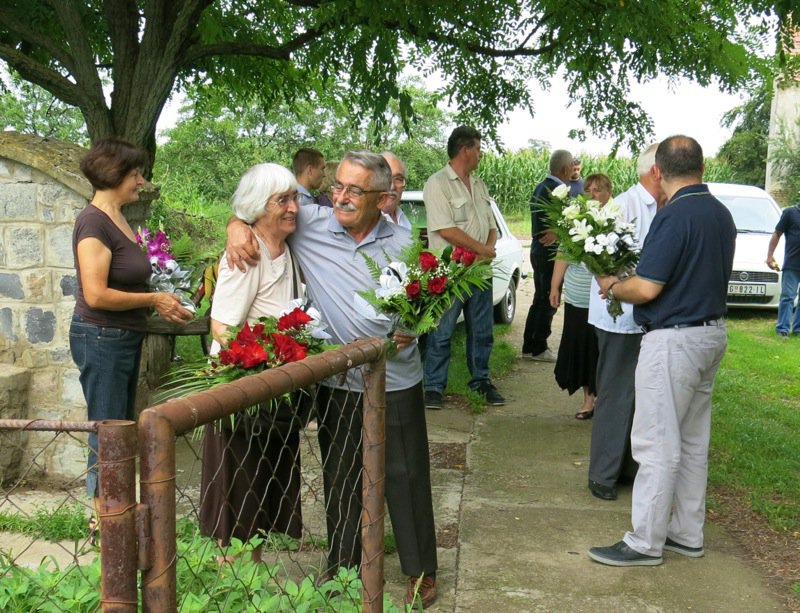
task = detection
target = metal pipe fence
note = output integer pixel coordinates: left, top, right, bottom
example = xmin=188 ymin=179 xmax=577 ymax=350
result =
xmin=0 ymin=336 xmax=389 ymax=612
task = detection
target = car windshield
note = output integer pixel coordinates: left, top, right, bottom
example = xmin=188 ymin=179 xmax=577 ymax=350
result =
xmin=715 ymin=195 xmax=779 ymax=233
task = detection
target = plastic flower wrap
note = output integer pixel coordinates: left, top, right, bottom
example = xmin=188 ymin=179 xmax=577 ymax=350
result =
xmin=135 ymin=226 xmax=197 ymax=314
xmin=538 ymin=187 xmax=639 ymax=320
xmin=358 ymin=239 xmax=492 ymax=338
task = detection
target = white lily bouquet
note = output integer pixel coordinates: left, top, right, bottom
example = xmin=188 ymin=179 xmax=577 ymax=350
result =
xmin=539 ymin=184 xmax=639 ymax=320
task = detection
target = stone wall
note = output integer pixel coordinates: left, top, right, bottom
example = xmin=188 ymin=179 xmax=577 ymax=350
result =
xmin=0 ymin=132 xmax=157 ymax=482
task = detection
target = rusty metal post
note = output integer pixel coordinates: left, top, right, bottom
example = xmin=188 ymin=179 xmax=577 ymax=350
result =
xmin=97 ymin=420 xmax=138 ymax=612
xmin=138 ymin=408 xmax=177 ymax=612
xmin=360 ymin=346 xmax=387 ymax=613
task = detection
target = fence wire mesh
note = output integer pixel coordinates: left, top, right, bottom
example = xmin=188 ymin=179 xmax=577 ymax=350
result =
xmin=0 ymin=423 xmax=100 ymax=612
xmin=141 ymin=337 xmax=389 ymax=612
xmin=170 ymin=384 xmax=370 ymax=611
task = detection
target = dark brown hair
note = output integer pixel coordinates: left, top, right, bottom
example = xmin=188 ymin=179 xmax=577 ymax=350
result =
xmin=292 ymin=147 xmax=324 ymax=176
xmin=79 ymin=138 xmax=148 ymax=190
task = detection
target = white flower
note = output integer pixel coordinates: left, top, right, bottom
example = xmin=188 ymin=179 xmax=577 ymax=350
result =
xmin=569 ymin=218 xmax=592 ymax=242
xmin=605 ymin=232 xmax=620 ymax=252
xmin=587 ymin=206 xmax=608 ymax=223
xmin=552 ymin=184 xmax=569 ymax=200
xmin=563 ymin=203 xmax=581 ymax=220
xmin=583 ymin=236 xmax=605 ymax=254
xmin=603 ymin=200 xmax=622 ymax=219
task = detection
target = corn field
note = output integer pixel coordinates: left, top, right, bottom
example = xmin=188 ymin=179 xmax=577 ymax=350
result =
xmin=477 ymin=150 xmax=738 ymax=217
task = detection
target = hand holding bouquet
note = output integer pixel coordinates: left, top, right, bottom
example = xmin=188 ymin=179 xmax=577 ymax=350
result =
xmin=359 ymin=240 xmax=492 ymax=339
xmin=539 ymin=185 xmax=639 ymax=320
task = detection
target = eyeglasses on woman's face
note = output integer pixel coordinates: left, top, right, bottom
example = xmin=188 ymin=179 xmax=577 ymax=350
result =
xmin=268 ymin=191 xmax=301 ymax=208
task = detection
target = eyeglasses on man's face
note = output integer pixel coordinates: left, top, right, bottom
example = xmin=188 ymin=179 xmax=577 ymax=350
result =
xmin=268 ymin=191 xmax=300 ymax=207
xmin=331 ymin=181 xmax=384 ymax=198
xmin=392 ymin=174 xmax=406 ymax=187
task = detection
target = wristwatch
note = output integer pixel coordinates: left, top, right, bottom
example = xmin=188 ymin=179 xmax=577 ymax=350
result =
xmin=607 ymin=279 xmax=619 ymax=301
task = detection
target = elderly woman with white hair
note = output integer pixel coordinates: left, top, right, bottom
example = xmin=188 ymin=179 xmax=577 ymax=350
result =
xmin=199 ymin=162 xmax=308 ymax=560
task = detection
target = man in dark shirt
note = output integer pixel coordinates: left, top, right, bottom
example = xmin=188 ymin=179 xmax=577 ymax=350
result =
xmin=521 ymin=149 xmax=573 ymax=361
xmin=588 ymin=135 xmax=736 ymax=567
xmin=766 ymin=203 xmax=800 ymax=336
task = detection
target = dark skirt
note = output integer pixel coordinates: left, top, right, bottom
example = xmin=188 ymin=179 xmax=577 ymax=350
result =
xmin=199 ymin=394 xmax=312 ymax=545
xmin=554 ymin=302 xmax=598 ymax=396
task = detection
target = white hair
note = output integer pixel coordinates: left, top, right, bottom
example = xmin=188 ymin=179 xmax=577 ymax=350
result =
xmin=231 ymin=163 xmax=297 ymax=224
xmin=636 ymin=143 xmax=659 ymax=176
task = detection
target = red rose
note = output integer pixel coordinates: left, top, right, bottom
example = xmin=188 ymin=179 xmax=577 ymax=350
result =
xmin=278 ymin=307 xmax=313 ymax=331
xmin=271 ymin=333 xmax=308 ymax=363
xmin=419 ymin=251 xmax=439 ymax=272
xmin=239 ymin=340 xmax=269 ymax=369
xmin=235 ymin=322 xmax=259 ymax=344
xmin=460 ymin=249 xmax=476 ymax=266
xmin=406 ymin=280 xmax=422 ymax=299
xmin=219 ymin=340 xmax=248 ymax=365
xmin=427 ymin=275 xmax=448 ymax=295
xmin=251 ymin=322 xmax=267 ymax=339
xmin=452 ymin=246 xmax=465 ymax=263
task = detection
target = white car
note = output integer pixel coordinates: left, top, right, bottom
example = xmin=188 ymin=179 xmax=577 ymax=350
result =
xmin=707 ymin=182 xmax=783 ymax=309
xmin=399 ymin=190 xmax=524 ymax=323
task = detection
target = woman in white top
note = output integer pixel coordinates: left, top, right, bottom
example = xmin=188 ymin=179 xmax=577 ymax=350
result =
xmin=199 ymin=163 xmax=307 ymax=560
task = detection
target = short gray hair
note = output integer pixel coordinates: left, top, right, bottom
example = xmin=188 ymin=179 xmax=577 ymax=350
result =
xmin=340 ymin=151 xmax=391 ymax=191
xmin=636 ymin=143 xmax=659 ymax=176
xmin=232 ymin=163 xmax=297 ymax=224
xmin=380 ymin=151 xmax=407 ymax=175
xmin=549 ymin=149 xmax=573 ymax=175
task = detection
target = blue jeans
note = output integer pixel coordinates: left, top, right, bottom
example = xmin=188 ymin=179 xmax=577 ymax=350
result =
xmin=776 ymin=268 xmax=800 ymax=335
xmin=423 ymin=285 xmax=493 ymax=392
xmin=69 ymin=313 xmax=145 ymax=496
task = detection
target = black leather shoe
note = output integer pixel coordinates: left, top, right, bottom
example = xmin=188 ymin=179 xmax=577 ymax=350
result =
xmin=474 ymin=382 xmax=505 ymax=406
xmin=424 ymin=390 xmax=443 ymax=410
xmin=588 ymin=479 xmax=617 ymax=500
xmin=588 ymin=541 xmax=663 ymax=566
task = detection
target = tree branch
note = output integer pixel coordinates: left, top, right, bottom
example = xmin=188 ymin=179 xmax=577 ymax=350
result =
xmin=0 ymin=4 xmax=77 ymax=74
xmin=0 ymin=43 xmax=85 ymax=108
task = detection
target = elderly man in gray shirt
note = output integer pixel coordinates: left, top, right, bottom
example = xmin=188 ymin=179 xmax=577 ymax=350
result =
xmin=226 ymin=151 xmax=438 ymax=608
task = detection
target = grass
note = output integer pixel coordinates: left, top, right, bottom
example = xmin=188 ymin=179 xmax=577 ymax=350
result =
xmin=0 ymin=501 xmax=88 ymax=542
xmin=443 ymin=323 xmax=518 ymax=412
xmin=708 ymin=310 xmax=800 ymax=533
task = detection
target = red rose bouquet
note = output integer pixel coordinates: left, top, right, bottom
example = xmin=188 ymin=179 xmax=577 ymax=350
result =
xmin=158 ymin=305 xmax=334 ymax=402
xmin=359 ymin=239 xmax=492 ymax=337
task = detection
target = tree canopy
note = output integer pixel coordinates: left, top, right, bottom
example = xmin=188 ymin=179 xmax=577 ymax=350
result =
xmin=0 ymin=1 xmax=792 ymax=171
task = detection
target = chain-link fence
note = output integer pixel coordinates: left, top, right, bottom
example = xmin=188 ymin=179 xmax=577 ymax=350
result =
xmin=139 ymin=336 xmax=388 ymax=612
xmin=0 ymin=336 xmax=389 ymax=612
xmin=0 ymin=420 xmax=104 ymax=611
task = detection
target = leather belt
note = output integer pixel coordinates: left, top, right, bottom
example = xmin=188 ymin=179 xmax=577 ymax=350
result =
xmin=642 ymin=319 xmax=723 ymax=333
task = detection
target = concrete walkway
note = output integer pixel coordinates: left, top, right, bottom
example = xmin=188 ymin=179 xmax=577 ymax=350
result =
xmin=390 ymin=263 xmax=787 ymax=612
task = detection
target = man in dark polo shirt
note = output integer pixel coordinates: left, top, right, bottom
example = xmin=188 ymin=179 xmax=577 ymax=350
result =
xmin=588 ymin=135 xmax=736 ymax=567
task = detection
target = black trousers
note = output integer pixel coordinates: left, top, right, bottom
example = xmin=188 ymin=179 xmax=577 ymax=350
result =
xmin=588 ymin=329 xmax=641 ymax=486
xmin=316 ymin=382 xmax=438 ymax=577
xmin=522 ymin=251 xmax=556 ymax=355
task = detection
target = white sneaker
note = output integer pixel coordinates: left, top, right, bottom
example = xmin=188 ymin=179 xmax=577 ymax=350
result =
xmin=529 ymin=349 xmax=556 ymax=362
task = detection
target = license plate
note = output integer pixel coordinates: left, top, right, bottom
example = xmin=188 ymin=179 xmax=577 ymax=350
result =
xmin=728 ymin=283 xmax=766 ymax=296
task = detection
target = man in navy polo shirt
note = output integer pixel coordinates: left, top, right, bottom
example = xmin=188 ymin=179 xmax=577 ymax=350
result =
xmin=588 ymin=135 xmax=736 ymax=567
xmin=766 ymin=203 xmax=800 ymax=337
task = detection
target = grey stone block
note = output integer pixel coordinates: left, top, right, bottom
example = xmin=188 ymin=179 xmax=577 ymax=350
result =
xmin=0 ymin=307 xmax=15 ymax=341
xmin=59 ymin=274 xmax=78 ymax=297
xmin=0 ymin=273 xmax=24 ymax=299
xmin=0 ymin=184 xmax=37 ymax=219
xmin=62 ymin=368 xmax=85 ymax=405
xmin=6 ymin=226 xmax=42 ymax=268
xmin=45 ymin=225 xmax=74 ymax=267
xmin=25 ymin=307 xmax=55 ymax=343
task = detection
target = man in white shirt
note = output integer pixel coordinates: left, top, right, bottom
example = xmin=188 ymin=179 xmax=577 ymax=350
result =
xmin=586 ymin=143 xmax=664 ymax=501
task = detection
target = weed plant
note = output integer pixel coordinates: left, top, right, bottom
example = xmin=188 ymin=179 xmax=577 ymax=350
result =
xmin=0 ymin=501 xmax=87 ymax=542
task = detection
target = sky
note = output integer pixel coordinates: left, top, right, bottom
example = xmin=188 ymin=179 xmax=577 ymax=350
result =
xmin=157 ymin=73 xmax=744 ymax=158
xmin=494 ymin=75 xmax=742 ymax=158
